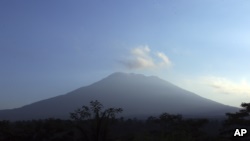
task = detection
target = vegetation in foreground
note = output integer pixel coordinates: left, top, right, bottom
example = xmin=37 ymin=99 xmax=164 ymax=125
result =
xmin=0 ymin=101 xmax=249 ymax=141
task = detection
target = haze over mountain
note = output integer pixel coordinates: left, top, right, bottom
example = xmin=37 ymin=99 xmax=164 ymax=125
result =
xmin=0 ymin=72 xmax=238 ymax=121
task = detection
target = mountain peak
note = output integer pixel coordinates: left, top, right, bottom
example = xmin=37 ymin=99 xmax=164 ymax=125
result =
xmin=107 ymin=72 xmax=161 ymax=80
xmin=0 ymin=72 xmax=239 ymax=121
xmin=108 ymin=72 xmax=145 ymax=77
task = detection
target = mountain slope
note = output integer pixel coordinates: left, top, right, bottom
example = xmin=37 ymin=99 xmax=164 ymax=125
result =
xmin=0 ymin=72 xmax=238 ymax=120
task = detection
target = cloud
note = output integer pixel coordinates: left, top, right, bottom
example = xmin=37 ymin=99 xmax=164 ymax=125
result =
xmin=156 ymin=52 xmax=171 ymax=67
xmin=121 ymin=45 xmax=171 ymax=70
xmin=204 ymin=76 xmax=250 ymax=95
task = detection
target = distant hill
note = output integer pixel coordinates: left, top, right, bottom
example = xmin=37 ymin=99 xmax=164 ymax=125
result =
xmin=0 ymin=72 xmax=238 ymax=121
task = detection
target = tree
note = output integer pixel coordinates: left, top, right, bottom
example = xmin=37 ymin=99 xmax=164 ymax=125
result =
xmin=70 ymin=100 xmax=123 ymax=141
xmin=220 ymin=102 xmax=250 ymax=141
xmin=0 ymin=120 xmax=11 ymax=141
xmin=144 ymin=112 xmax=208 ymax=141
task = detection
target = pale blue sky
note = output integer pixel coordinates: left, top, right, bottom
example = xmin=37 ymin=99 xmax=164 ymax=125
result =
xmin=1 ymin=0 xmax=250 ymax=109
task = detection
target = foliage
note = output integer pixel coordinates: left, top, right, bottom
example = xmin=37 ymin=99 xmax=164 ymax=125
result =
xmin=220 ymin=102 xmax=250 ymax=141
xmin=3 ymin=101 xmax=248 ymax=141
xmin=70 ymin=100 xmax=123 ymax=141
xmin=0 ymin=119 xmax=74 ymax=141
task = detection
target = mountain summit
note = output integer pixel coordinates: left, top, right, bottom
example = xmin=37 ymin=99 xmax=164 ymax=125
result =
xmin=0 ymin=72 xmax=238 ymax=120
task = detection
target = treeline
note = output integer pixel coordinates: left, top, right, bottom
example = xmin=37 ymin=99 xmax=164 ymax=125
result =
xmin=0 ymin=101 xmax=249 ymax=141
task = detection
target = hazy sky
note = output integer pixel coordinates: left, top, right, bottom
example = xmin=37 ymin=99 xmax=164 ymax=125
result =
xmin=1 ymin=0 xmax=250 ymax=109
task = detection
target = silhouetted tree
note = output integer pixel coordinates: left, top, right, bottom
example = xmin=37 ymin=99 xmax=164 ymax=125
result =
xmin=220 ymin=102 xmax=250 ymax=141
xmin=70 ymin=100 xmax=123 ymax=141
xmin=143 ymin=112 xmax=208 ymax=141
xmin=0 ymin=120 xmax=12 ymax=141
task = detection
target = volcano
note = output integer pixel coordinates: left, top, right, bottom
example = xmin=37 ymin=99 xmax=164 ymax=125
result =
xmin=0 ymin=72 xmax=238 ymax=120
